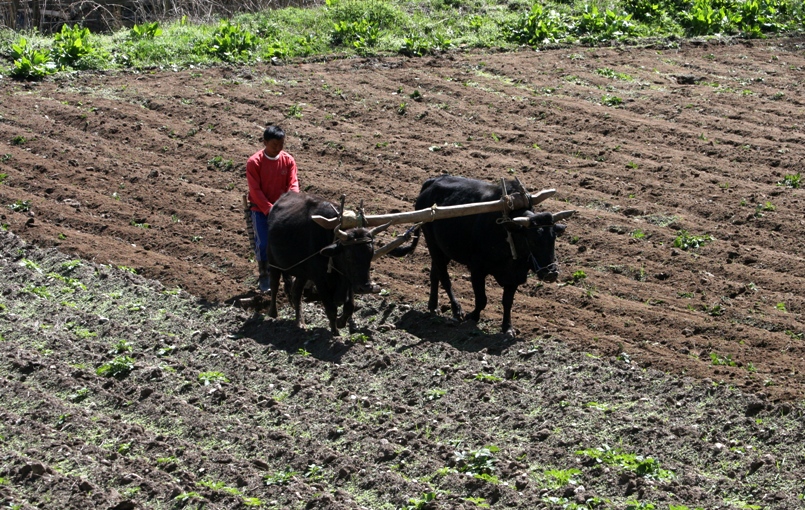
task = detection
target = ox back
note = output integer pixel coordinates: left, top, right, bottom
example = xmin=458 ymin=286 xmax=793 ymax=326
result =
xmin=265 ymin=191 xmax=378 ymax=334
xmin=413 ymin=175 xmax=567 ymax=336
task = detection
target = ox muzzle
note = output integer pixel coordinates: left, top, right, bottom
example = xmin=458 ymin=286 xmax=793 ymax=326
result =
xmin=531 ymin=255 xmax=560 ymax=282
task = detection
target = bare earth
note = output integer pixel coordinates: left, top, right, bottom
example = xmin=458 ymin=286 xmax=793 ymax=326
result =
xmin=1 ymin=36 xmax=805 ymax=509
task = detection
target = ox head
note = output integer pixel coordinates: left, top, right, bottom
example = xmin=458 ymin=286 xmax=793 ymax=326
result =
xmin=509 ymin=210 xmax=575 ymax=282
xmin=318 ymin=221 xmax=391 ymax=294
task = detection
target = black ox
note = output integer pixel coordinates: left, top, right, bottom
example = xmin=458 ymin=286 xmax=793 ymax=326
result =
xmin=396 ymin=175 xmax=575 ymax=336
xmin=265 ymin=191 xmax=390 ymax=334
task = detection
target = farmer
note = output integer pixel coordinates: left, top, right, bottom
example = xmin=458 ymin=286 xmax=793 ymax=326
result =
xmin=246 ymin=125 xmax=300 ymax=292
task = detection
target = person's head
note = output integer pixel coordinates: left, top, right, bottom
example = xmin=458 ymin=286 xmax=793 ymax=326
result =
xmin=263 ymin=125 xmax=286 ymax=158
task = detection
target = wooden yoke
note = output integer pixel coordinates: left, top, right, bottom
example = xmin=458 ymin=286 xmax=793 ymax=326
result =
xmin=312 ymin=188 xmax=556 ymax=230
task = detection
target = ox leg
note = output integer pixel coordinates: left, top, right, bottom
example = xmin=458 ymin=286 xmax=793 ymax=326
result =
xmin=467 ymin=271 xmax=487 ymax=323
xmin=430 ymin=254 xmax=462 ymax=320
xmin=500 ymin=285 xmax=517 ymax=337
xmin=336 ymin=289 xmax=355 ymax=330
xmin=267 ymin=268 xmax=282 ymax=318
xmin=290 ymin=277 xmax=307 ymax=327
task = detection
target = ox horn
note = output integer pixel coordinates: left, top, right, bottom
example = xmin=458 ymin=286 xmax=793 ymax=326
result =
xmin=369 ymin=221 xmax=392 ymax=237
xmin=335 ymin=228 xmax=349 ymax=241
xmin=512 ymin=217 xmax=531 ymax=227
xmin=552 ymin=210 xmax=577 ymax=222
xmin=311 ymin=215 xmax=340 ymax=229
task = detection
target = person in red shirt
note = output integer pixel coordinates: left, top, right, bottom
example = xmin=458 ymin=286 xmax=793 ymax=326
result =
xmin=246 ymin=125 xmax=300 ymax=292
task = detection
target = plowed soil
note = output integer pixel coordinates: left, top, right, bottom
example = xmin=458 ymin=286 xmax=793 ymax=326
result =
xmin=1 ymin=36 xmax=805 ymax=509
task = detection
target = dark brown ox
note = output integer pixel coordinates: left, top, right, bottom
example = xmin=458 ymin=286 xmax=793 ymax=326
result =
xmin=265 ymin=191 xmax=390 ymax=334
xmin=393 ymin=175 xmax=575 ymax=336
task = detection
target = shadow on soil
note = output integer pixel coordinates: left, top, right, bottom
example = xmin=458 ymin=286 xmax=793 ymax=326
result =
xmin=395 ymin=309 xmax=517 ymax=355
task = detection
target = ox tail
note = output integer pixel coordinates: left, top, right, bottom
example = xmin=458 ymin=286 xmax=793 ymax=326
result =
xmin=388 ymin=224 xmax=421 ymax=257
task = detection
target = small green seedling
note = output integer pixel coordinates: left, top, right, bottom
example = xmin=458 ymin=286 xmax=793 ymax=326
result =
xmin=198 ymin=371 xmax=229 ymax=385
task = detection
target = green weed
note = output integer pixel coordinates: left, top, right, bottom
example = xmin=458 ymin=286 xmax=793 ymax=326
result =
xmin=96 ymin=356 xmax=136 ymax=378
xmin=51 ymin=24 xmax=100 ymax=69
xmin=778 ymin=172 xmax=801 ymax=188
xmin=198 ymin=371 xmax=229 ymax=385
xmin=264 ymin=468 xmax=298 ymax=486
xmin=7 ymin=199 xmax=31 ymax=212
xmin=673 ymin=230 xmax=714 ymax=250
xmin=576 ymin=445 xmax=673 ymax=479
xmin=10 ymin=38 xmax=55 ymax=80
xmin=710 ymin=352 xmax=737 ymax=366
xmin=129 ymin=22 xmax=162 ymax=40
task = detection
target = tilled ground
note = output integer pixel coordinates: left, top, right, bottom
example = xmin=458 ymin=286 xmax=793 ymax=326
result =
xmin=1 ymin=229 xmax=804 ymax=509
xmin=0 ymin=35 xmax=804 ymax=509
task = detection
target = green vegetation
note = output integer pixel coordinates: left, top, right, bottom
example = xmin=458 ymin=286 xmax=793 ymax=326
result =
xmin=576 ymin=445 xmax=673 ymax=479
xmin=198 ymin=371 xmax=229 ymax=385
xmin=778 ymin=172 xmax=801 ymax=188
xmin=7 ymin=199 xmax=31 ymax=212
xmin=96 ymin=355 xmax=136 ymax=378
xmin=673 ymin=230 xmax=714 ymax=250
xmin=4 ymin=0 xmax=805 ymax=78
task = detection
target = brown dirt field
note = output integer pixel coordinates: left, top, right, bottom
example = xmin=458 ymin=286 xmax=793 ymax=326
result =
xmin=3 ymin=37 xmax=804 ymax=400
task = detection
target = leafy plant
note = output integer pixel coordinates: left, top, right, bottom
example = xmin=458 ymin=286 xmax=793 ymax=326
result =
xmin=473 ymin=373 xmax=502 ymax=383
xmin=402 ymin=492 xmax=436 ymax=510
xmin=454 ymin=445 xmax=499 ymax=475
xmin=51 ymin=24 xmax=97 ymax=69
xmin=19 ymin=258 xmax=43 ymax=273
xmin=304 ymin=463 xmax=325 ymax=481
xmin=571 ymin=270 xmax=588 ymax=283
xmin=198 ymin=371 xmax=229 ymax=385
xmin=207 ymin=155 xmax=234 ymax=171
xmin=96 ymin=355 xmax=136 ymax=378
xmin=778 ymin=172 xmax=801 ymax=188
xmin=10 ymin=38 xmax=55 ymax=80
xmin=110 ymin=339 xmax=133 ymax=354
xmin=264 ymin=468 xmax=298 ymax=486
xmin=577 ymin=5 xmax=638 ymax=42
xmin=681 ymin=0 xmax=732 ymax=35
xmin=130 ymin=220 xmax=151 ymax=229
xmin=206 ymin=21 xmax=257 ymax=61
xmin=543 ymin=468 xmax=582 ymax=488
xmin=129 ymin=22 xmax=162 ymax=40
xmin=400 ymin=33 xmax=433 ymax=56
xmin=673 ymin=230 xmax=714 ymax=250
xmin=11 ymin=136 xmax=26 ymax=145
xmin=710 ymin=352 xmax=737 ymax=366
xmin=287 ymin=103 xmax=304 ymax=118
xmin=602 ymin=94 xmax=624 ymax=106
xmin=507 ymin=3 xmax=569 ymax=46
xmin=69 ymin=387 xmax=90 ymax=403
xmin=576 ymin=445 xmax=672 ymax=479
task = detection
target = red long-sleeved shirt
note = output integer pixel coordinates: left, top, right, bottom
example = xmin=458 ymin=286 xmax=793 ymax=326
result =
xmin=246 ymin=149 xmax=299 ymax=215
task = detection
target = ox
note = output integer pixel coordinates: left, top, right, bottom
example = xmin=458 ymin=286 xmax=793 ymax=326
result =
xmin=265 ymin=191 xmax=390 ymax=334
xmin=395 ymin=175 xmax=575 ymax=336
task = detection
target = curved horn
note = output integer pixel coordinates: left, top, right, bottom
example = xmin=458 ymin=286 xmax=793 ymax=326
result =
xmin=372 ymin=236 xmax=407 ymax=261
xmin=529 ymin=188 xmax=556 ymax=207
xmin=512 ymin=217 xmax=531 ymax=227
xmin=312 ymin=215 xmax=339 ymax=229
xmin=335 ymin=229 xmax=349 ymax=241
xmin=369 ymin=221 xmax=392 ymax=236
xmin=552 ymin=210 xmax=577 ymax=222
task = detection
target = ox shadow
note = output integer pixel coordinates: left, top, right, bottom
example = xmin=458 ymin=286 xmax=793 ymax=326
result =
xmin=234 ymin=310 xmax=368 ymax=364
xmin=394 ymin=309 xmax=517 ymax=356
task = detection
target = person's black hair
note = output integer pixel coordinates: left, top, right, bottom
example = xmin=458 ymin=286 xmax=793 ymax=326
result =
xmin=263 ymin=125 xmax=285 ymax=141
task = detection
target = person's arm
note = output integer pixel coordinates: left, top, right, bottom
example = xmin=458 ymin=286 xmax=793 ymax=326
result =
xmin=246 ymin=157 xmax=272 ymax=215
xmin=287 ymin=157 xmax=300 ymax=193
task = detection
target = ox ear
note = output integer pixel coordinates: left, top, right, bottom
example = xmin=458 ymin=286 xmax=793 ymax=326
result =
xmin=320 ymin=243 xmax=342 ymax=257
